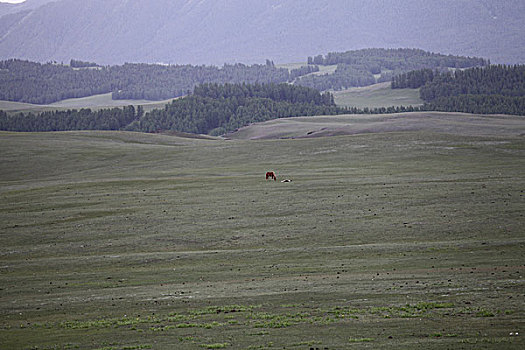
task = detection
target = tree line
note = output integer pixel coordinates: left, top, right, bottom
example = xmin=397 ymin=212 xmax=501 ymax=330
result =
xmin=4 ymin=68 xmax=523 ymax=135
xmin=193 ymin=83 xmax=334 ymax=105
xmin=0 ymin=49 xmax=487 ymax=105
xmin=0 ymin=59 xmax=296 ymax=104
xmin=0 ymin=105 xmax=141 ymax=132
xmin=126 ymin=83 xmax=339 ymax=135
xmin=419 ymin=65 xmax=525 ymax=101
xmin=392 ymin=64 xmax=525 ymax=116
xmin=391 ymin=69 xmax=436 ymax=89
xmin=289 ymin=65 xmax=320 ymax=81
xmin=0 ymin=83 xmax=340 ymax=134
xmin=0 ymin=59 xmax=118 ymax=104
xmin=299 ymin=48 xmax=487 ymax=91
xmin=296 ymin=64 xmax=377 ymax=91
xmin=424 ymin=95 xmax=525 ymax=116
xmin=308 ymin=48 xmax=487 ymax=69
xmin=2 ymin=83 xmax=426 ymax=135
xmin=70 ymin=59 xmax=100 ymax=68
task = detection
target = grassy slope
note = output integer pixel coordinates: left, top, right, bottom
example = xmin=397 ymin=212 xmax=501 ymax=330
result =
xmin=276 ymin=67 xmax=422 ymax=109
xmin=333 ymin=82 xmax=423 ymax=108
xmin=277 ymin=63 xmax=338 ymax=78
xmin=226 ymin=112 xmax=525 ymax=140
xmin=0 ymin=93 xmax=176 ymax=114
xmin=0 ymin=121 xmax=524 ymax=349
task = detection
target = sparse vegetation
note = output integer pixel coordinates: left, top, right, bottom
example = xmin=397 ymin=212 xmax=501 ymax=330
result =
xmin=199 ymin=344 xmax=230 ymax=349
xmin=0 ymin=116 xmax=524 ymax=349
xmin=348 ymin=338 xmax=374 ymax=343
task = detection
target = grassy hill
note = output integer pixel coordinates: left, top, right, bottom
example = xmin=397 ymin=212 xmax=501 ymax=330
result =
xmin=0 ymin=93 xmax=176 ymax=114
xmin=333 ymin=82 xmax=423 ymax=108
xmin=1 ymin=116 xmax=524 ymax=348
xmin=226 ymin=112 xmax=525 ymax=140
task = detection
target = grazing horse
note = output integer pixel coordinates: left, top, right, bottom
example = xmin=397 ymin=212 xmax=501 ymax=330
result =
xmin=266 ymin=171 xmax=277 ymax=181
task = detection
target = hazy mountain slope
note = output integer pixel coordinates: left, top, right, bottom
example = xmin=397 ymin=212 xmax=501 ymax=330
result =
xmin=0 ymin=3 xmax=17 ymax=17
xmin=0 ymin=3 xmax=13 ymax=16
xmin=0 ymin=9 xmax=28 ymax=38
xmin=0 ymin=0 xmax=524 ymax=65
xmin=0 ymin=0 xmax=56 ymax=17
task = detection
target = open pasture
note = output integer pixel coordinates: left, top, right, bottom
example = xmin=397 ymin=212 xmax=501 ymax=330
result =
xmin=332 ymin=82 xmax=423 ymax=109
xmin=0 ymin=93 xmax=175 ymax=114
xmin=227 ymin=112 xmax=525 ymax=140
xmin=0 ymin=117 xmax=524 ymax=349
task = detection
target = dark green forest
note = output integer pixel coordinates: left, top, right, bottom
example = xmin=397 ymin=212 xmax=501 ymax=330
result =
xmin=0 ymin=82 xmax=425 ymax=134
xmin=299 ymin=48 xmax=487 ymax=91
xmin=391 ymin=69 xmax=436 ymax=89
xmin=308 ymin=48 xmax=487 ymax=68
xmin=424 ymin=95 xmax=525 ymax=116
xmin=0 ymin=83 xmax=343 ymax=134
xmin=393 ymin=65 xmax=525 ymax=116
xmin=0 ymin=49 xmax=487 ymax=105
xmin=0 ymin=59 xmax=292 ymax=104
xmin=69 ymin=59 xmax=100 ymax=68
xmin=419 ymin=65 xmax=525 ymax=100
xmin=295 ymin=64 xmax=377 ymax=91
xmin=0 ymin=105 xmax=140 ymax=132
xmin=125 ymin=83 xmax=339 ymax=135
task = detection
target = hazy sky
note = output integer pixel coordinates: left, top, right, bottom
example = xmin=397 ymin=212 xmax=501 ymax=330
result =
xmin=0 ymin=0 xmax=26 ymax=3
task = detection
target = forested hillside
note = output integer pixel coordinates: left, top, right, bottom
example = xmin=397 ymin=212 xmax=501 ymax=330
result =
xmin=0 ymin=83 xmax=343 ymax=134
xmin=0 ymin=105 xmax=140 ymax=132
xmin=0 ymin=49 xmax=487 ymax=105
xmin=124 ymin=83 xmax=340 ymax=135
xmin=392 ymin=65 xmax=525 ymax=116
xmin=420 ymin=65 xmax=525 ymax=100
xmin=0 ymin=81 xmax=427 ymax=134
xmin=296 ymin=49 xmax=487 ymax=91
xmin=3 ymin=64 xmax=524 ymax=135
xmin=0 ymin=59 xmax=291 ymax=104
xmin=391 ymin=69 xmax=436 ymax=89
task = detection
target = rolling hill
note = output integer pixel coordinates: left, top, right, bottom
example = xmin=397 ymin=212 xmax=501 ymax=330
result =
xmin=0 ymin=0 xmax=524 ymax=65
xmin=1 ymin=121 xmax=524 ymax=348
xmin=225 ymin=112 xmax=525 ymax=140
xmin=0 ymin=92 xmax=177 ymax=114
xmin=333 ymin=82 xmax=423 ymax=109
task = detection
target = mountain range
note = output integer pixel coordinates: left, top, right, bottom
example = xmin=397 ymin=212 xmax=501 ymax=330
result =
xmin=0 ymin=0 xmax=524 ymax=65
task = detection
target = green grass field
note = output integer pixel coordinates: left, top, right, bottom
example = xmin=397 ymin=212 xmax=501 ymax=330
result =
xmin=277 ymin=66 xmax=422 ymax=109
xmin=333 ymin=82 xmax=423 ymax=108
xmin=0 ymin=93 xmax=176 ymax=114
xmin=226 ymin=112 xmax=525 ymax=140
xmin=1 ymin=115 xmax=524 ymax=349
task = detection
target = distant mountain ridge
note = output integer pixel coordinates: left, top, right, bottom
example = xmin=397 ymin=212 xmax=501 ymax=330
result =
xmin=0 ymin=0 xmax=524 ymax=65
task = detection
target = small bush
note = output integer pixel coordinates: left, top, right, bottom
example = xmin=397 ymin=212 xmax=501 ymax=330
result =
xmin=199 ymin=343 xmax=230 ymax=349
xmin=349 ymin=337 xmax=374 ymax=342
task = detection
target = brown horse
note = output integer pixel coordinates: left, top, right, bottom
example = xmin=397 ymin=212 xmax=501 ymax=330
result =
xmin=265 ymin=171 xmax=276 ymax=181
